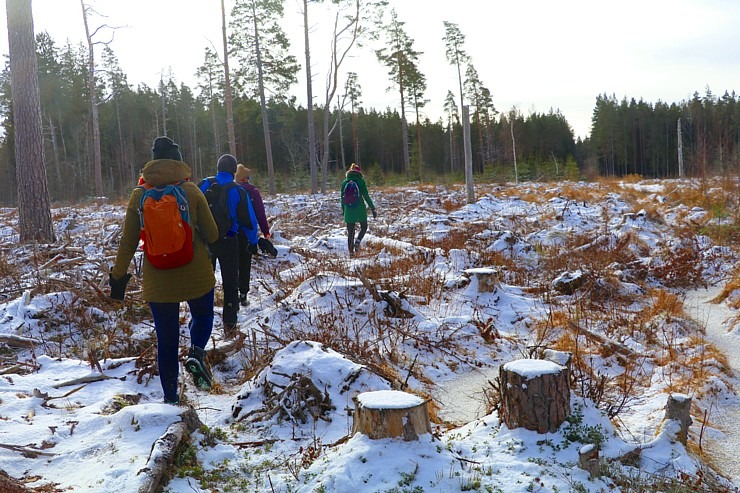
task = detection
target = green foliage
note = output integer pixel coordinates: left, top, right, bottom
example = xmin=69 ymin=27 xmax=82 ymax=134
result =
xmin=561 ymin=407 xmax=607 ymax=447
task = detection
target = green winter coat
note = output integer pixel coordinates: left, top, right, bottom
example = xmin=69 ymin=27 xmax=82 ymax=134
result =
xmin=341 ymin=170 xmax=375 ymax=223
xmin=112 ymin=159 xmax=219 ymax=303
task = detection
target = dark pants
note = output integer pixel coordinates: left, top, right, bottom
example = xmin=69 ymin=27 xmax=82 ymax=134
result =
xmin=149 ymin=288 xmax=214 ymax=403
xmin=347 ymin=221 xmax=368 ymax=252
xmin=237 ymin=232 xmax=253 ymax=297
xmin=208 ymin=237 xmax=239 ymax=325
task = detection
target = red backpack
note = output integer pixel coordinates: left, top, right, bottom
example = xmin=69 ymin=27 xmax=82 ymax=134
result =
xmin=137 ymin=182 xmax=194 ymax=269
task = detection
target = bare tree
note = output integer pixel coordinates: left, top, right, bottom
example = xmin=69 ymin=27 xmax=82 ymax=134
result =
xmin=6 ymin=0 xmax=55 ymax=243
xmin=221 ymin=0 xmax=236 ymax=155
xmin=319 ymin=0 xmax=361 ymax=193
xmin=302 ymin=0 xmax=319 ymax=194
xmin=79 ymin=1 xmax=108 ymax=198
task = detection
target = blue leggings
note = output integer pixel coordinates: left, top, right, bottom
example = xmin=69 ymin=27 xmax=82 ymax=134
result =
xmin=149 ymin=289 xmax=214 ymax=402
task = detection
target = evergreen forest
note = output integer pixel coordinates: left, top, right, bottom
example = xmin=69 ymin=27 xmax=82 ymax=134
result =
xmin=1 ymin=28 xmax=739 ymax=206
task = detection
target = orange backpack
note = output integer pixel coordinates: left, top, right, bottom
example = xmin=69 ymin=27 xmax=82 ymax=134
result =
xmin=137 ymin=182 xmax=194 ymax=269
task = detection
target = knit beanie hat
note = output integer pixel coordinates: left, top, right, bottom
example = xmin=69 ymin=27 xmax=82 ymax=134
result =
xmin=151 ymin=136 xmax=182 ymax=161
xmin=217 ymin=154 xmax=238 ymax=174
xmin=346 ymin=162 xmax=362 ymax=177
xmin=235 ymin=164 xmax=252 ymax=182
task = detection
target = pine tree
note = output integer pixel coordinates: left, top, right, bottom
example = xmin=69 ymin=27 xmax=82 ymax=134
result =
xmin=6 ymin=0 xmax=55 ymax=243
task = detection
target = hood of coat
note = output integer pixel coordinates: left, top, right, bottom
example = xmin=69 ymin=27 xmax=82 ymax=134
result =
xmin=346 ymin=170 xmax=363 ymax=180
xmin=141 ymin=159 xmax=192 ymax=186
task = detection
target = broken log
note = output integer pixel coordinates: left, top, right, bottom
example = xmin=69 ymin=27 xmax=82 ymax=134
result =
xmin=137 ymin=408 xmax=201 ymax=493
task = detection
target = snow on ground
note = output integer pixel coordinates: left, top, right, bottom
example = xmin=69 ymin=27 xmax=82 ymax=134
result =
xmin=1 ymin=178 xmax=739 ymax=492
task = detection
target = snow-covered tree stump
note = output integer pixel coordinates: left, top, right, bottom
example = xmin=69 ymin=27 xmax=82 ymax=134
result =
xmin=662 ymin=393 xmax=692 ymax=445
xmin=464 ymin=267 xmax=499 ymax=293
xmin=499 ymin=359 xmax=570 ymax=433
xmin=578 ymin=444 xmax=600 ymax=478
xmin=352 ymin=390 xmax=431 ymax=441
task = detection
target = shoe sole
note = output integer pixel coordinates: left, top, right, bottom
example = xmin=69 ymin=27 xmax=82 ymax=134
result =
xmin=185 ymin=358 xmax=212 ymax=390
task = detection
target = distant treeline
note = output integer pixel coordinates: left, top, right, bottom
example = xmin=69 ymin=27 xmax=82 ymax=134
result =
xmin=0 ymin=33 xmax=738 ymax=205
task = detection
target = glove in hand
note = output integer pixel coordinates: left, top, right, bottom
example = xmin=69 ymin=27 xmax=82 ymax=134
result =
xmin=109 ymin=273 xmax=132 ymax=300
xmin=371 ymin=208 xmax=377 ymax=219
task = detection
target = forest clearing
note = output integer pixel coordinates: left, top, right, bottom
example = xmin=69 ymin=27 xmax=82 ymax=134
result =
xmin=1 ymin=177 xmax=739 ymax=492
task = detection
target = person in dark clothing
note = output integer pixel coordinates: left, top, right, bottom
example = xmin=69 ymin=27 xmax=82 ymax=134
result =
xmin=198 ymin=154 xmax=257 ymax=337
xmin=341 ymin=163 xmax=376 ymax=256
xmin=110 ymin=137 xmax=219 ymax=404
xmin=234 ymin=164 xmax=272 ymax=306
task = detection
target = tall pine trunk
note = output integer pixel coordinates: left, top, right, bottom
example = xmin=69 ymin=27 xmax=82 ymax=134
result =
xmin=6 ymin=0 xmax=55 ymax=243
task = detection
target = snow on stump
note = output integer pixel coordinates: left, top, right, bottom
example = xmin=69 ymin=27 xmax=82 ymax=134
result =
xmin=499 ymin=359 xmax=570 ymax=433
xmin=464 ymin=267 xmax=500 ymax=293
xmin=352 ymin=390 xmax=431 ymax=441
xmin=661 ymin=393 xmax=692 ymax=445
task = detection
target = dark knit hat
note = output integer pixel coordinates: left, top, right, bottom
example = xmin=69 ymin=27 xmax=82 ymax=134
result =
xmin=151 ymin=136 xmax=182 ymax=161
xmin=217 ymin=154 xmax=238 ymax=174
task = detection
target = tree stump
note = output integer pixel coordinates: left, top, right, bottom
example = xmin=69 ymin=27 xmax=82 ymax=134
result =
xmin=662 ymin=393 xmax=692 ymax=445
xmin=464 ymin=267 xmax=500 ymax=293
xmin=578 ymin=444 xmax=600 ymax=478
xmin=352 ymin=390 xmax=431 ymax=441
xmin=499 ymin=359 xmax=570 ymax=433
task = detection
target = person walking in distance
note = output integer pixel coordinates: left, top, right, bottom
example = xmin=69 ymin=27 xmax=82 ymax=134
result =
xmin=340 ymin=163 xmax=376 ymax=256
xmin=234 ymin=164 xmax=274 ymax=306
xmin=198 ymin=154 xmax=257 ymax=338
xmin=109 ymin=137 xmax=219 ymax=404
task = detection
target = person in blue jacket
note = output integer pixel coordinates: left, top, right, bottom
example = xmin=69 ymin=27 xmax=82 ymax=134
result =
xmin=198 ymin=154 xmax=258 ymax=338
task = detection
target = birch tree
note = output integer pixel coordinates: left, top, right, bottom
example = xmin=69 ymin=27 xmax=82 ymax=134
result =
xmin=318 ymin=0 xmax=386 ymax=193
xmin=79 ymin=1 xmax=107 ymax=198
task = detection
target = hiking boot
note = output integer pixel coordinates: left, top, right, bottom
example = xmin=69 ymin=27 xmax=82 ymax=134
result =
xmin=239 ymin=294 xmax=249 ymax=307
xmin=184 ymin=346 xmax=212 ymax=390
xmin=164 ymin=397 xmax=180 ymax=406
xmin=224 ymin=323 xmax=239 ymax=339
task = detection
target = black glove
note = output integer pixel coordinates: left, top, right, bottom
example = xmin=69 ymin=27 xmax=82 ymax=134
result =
xmin=109 ymin=273 xmax=132 ymax=300
xmin=258 ymin=237 xmax=278 ymax=257
xmin=371 ymin=208 xmax=377 ymax=219
xmin=248 ymin=242 xmax=259 ymax=255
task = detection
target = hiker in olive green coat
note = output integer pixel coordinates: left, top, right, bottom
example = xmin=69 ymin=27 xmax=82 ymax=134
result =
xmin=340 ymin=163 xmax=376 ymax=256
xmin=110 ymin=137 xmax=219 ymax=404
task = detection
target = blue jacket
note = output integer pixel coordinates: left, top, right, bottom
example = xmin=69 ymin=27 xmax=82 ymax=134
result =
xmin=199 ymin=171 xmax=258 ymax=244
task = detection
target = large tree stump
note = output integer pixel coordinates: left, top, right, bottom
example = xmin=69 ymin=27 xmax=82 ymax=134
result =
xmin=352 ymin=390 xmax=431 ymax=441
xmin=464 ymin=267 xmax=500 ymax=293
xmin=499 ymin=359 xmax=570 ymax=433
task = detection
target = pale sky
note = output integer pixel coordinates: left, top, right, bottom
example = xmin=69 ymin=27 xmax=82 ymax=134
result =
xmin=3 ymin=0 xmax=740 ymax=139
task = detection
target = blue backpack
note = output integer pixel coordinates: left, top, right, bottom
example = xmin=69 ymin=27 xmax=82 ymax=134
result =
xmin=343 ymin=180 xmax=360 ymax=207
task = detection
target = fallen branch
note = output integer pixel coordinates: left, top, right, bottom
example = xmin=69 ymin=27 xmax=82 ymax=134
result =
xmin=51 ymin=374 xmax=115 ymax=389
xmin=233 ymin=439 xmax=279 ymax=449
xmin=0 ymin=442 xmax=56 ymax=458
xmin=354 ymin=269 xmax=381 ymax=302
xmin=0 ymin=334 xmax=40 ymax=348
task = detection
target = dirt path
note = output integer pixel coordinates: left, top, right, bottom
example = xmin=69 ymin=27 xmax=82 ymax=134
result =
xmin=683 ymin=285 xmax=740 ymax=485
